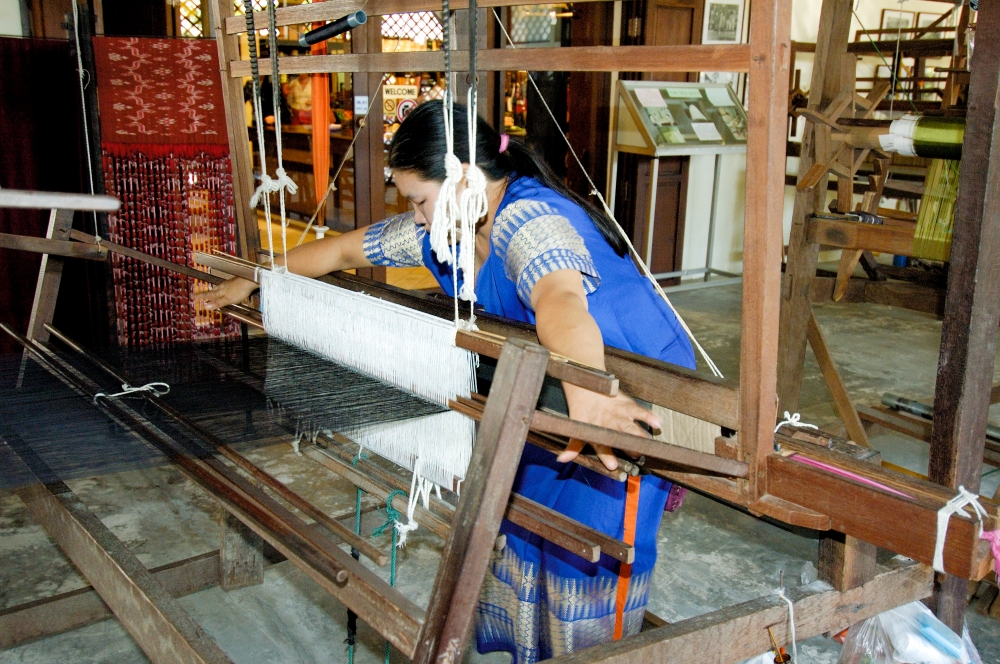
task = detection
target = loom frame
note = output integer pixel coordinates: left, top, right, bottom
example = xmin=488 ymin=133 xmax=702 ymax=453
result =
xmin=4 ymin=0 xmax=1000 ymax=658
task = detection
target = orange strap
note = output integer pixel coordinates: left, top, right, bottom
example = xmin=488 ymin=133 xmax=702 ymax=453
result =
xmin=613 ymin=475 xmax=642 ymax=640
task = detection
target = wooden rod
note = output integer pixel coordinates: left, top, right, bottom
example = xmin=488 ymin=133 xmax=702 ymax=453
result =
xmin=0 ymin=233 xmax=108 ymax=260
xmin=228 ymin=45 xmax=752 ymax=77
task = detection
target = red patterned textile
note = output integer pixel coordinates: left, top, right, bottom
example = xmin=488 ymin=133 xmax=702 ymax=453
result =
xmin=94 ymin=37 xmax=239 ymax=345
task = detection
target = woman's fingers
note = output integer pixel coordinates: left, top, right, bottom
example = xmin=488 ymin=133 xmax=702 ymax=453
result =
xmin=593 ymin=444 xmax=619 ymax=471
xmin=628 ymin=401 xmax=661 ymax=433
xmin=556 ymin=438 xmax=585 ymax=464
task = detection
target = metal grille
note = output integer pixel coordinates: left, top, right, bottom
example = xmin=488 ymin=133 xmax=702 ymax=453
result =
xmin=178 ymin=0 xmax=204 ymax=38
xmin=233 ymin=0 xmax=267 ymax=14
xmin=382 ymin=12 xmax=443 ymax=43
xmin=509 ymin=4 xmax=565 ymax=44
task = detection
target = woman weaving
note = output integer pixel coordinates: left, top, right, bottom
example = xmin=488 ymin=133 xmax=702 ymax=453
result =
xmin=201 ymin=100 xmax=695 ymax=662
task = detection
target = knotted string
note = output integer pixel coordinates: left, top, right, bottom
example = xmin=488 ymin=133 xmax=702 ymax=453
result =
xmin=394 ymin=459 xmax=435 ymax=547
xmin=93 ymin=382 xmax=170 ymax=403
xmin=934 ymin=485 xmax=988 ymax=573
xmin=774 ymin=411 xmax=819 ymax=434
xmin=773 ymin=586 xmax=798 ymax=662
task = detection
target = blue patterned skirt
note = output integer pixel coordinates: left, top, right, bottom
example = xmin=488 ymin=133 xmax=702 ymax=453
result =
xmin=475 ymin=445 xmax=672 ymax=662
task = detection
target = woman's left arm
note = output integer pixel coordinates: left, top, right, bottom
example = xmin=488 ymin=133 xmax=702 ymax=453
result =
xmin=530 ymin=269 xmax=661 ymax=471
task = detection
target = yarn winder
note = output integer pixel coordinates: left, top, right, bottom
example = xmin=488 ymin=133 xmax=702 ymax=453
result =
xmin=2 ymin=0 xmax=1000 ymax=662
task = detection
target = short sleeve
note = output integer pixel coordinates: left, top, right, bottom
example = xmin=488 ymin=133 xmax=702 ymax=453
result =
xmin=492 ymin=200 xmax=601 ymax=306
xmin=362 ymin=212 xmax=426 ymax=268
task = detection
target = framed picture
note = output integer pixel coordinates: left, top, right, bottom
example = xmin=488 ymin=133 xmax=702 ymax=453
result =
xmin=917 ymin=12 xmax=948 ymax=40
xmin=881 ymin=9 xmax=915 ymax=33
xmin=703 ymin=1 xmax=744 ymax=45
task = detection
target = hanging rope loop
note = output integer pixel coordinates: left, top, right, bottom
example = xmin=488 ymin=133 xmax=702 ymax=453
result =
xmin=773 ymin=586 xmax=798 ymax=662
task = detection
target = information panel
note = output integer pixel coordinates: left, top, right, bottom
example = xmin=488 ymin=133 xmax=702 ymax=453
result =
xmin=615 ymin=81 xmax=748 ymax=157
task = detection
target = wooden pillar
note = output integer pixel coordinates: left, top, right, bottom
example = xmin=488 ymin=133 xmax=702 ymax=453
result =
xmin=219 ymin=511 xmax=264 ymax=591
xmin=740 ymin=0 xmax=791 ymax=500
xmin=210 ymin=0 xmax=260 ymax=261
xmin=928 ymin=0 xmax=1000 ymax=632
xmin=26 ymin=208 xmax=75 ymax=343
xmin=352 ymin=16 xmax=387 ymax=283
xmin=776 ymin=0 xmax=852 ymax=413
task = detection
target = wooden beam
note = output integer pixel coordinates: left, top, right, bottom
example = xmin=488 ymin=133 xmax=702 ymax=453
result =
xmin=228 ymin=45 xmax=752 ymax=77
xmin=4 ymin=435 xmax=234 ymax=664
xmin=210 ymin=0 xmax=260 ymax=260
xmin=0 ymin=189 xmax=119 ymax=212
xmin=777 ymin=0 xmax=853 ymax=415
xmin=806 ymin=310 xmax=871 ymax=447
xmin=806 ymin=218 xmax=915 ymax=254
xmin=741 ymin=0 xmax=791 ymax=500
xmin=0 ymin=551 xmax=226 ymax=649
xmin=414 ymin=338 xmax=549 ymax=664
xmin=549 ymin=559 xmax=932 ymax=663
xmin=351 ymin=17 xmax=386 ymax=283
xmin=226 ymin=0 xmax=625 ymax=34
xmin=26 ymin=209 xmax=76 ymax=344
xmin=767 ymin=439 xmax=997 ymax=580
xmin=810 ymin=275 xmax=945 ymax=317
xmin=0 ymin=233 xmax=108 ymax=259
xmin=928 ymin=0 xmax=1000 ymax=631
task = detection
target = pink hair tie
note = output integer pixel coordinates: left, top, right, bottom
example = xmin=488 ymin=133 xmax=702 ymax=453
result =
xmin=499 ymin=134 xmax=509 ymax=154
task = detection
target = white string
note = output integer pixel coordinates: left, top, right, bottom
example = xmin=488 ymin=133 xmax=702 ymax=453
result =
xmin=394 ymin=458 xmax=436 ymax=547
xmin=934 ymin=485 xmax=988 ymax=573
xmin=773 ymin=587 xmax=798 ymax=662
xmin=71 ymin=0 xmax=99 ymax=238
xmin=889 ymin=0 xmax=907 ymax=117
xmin=491 ymin=10 xmax=723 ymax=378
xmin=266 ymin=0 xmax=296 ymax=261
xmin=774 ymin=411 xmax=819 ymax=434
xmin=93 ymin=382 xmax=170 ymax=403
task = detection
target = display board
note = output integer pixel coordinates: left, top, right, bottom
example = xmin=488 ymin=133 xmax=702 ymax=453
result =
xmin=614 ymin=81 xmax=749 ymax=157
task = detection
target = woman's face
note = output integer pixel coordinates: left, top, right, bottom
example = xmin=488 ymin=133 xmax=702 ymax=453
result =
xmin=392 ymin=169 xmax=442 ymax=231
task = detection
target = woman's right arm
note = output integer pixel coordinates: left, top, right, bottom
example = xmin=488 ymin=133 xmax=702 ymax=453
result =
xmin=197 ymin=226 xmax=372 ymax=311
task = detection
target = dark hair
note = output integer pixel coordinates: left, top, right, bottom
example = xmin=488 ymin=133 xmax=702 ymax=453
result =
xmin=388 ymin=100 xmax=627 ymax=256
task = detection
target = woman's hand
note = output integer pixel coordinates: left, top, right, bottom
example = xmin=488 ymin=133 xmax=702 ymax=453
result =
xmin=196 ymin=277 xmax=258 ymax=311
xmin=557 ymin=386 xmax=661 ymax=471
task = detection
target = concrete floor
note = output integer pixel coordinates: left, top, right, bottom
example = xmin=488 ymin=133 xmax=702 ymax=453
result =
xmin=2 ymin=281 xmax=999 ymax=663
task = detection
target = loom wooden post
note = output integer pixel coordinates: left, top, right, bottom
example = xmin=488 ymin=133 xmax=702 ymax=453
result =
xmin=351 ymin=15 xmax=387 ymax=283
xmin=928 ymin=0 xmax=1000 ymax=632
xmin=210 ymin=0 xmax=260 ymax=261
xmin=25 ymin=207 xmax=75 ymax=345
xmin=219 ymin=511 xmax=265 ymax=591
xmin=740 ymin=0 xmax=790 ymax=501
xmin=777 ymin=0 xmax=852 ymax=414
xmin=806 ymin=310 xmax=870 ymax=447
xmin=413 ymin=338 xmax=549 ymax=664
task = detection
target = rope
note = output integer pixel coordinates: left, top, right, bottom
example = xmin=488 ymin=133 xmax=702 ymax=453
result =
xmin=243 ymin=0 xmax=277 ymax=268
xmin=773 ymin=587 xmax=798 ymax=662
xmin=458 ymin=0 xmax=486 ymax=317
xmin=371 ymin=489 xmax=404 ymax=664
xmin=934 ymin=485 xmax=988 ymax=573
xmin=773 ymin=411 xmax=819 ymax=434
xmin=492 ymin=10 xmax=723 ymax=378
xmin=394 ymin=459 xmax=434 ymax=547
xmin=93 ymin=382 xmax=170 ymax=403
xmin=266 ymin=0 xmax=296 ymax=261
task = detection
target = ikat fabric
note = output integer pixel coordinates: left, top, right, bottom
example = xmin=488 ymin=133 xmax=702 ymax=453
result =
xmin=92 ymin=37 xmax=228 ymax=152
xmin=362 ymin=212 xmax=426 ymax=268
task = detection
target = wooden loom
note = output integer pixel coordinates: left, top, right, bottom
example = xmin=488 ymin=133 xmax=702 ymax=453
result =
xmin=2 ymin=0 xmax=1000 ymax=661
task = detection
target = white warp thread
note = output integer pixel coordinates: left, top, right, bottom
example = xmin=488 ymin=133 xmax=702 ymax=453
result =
xmin=259 ymin=270 xmax=478 ymax=485
xmin=934 ymin=485 xmax=988 ymax=573
xmin=774 ymin=587 xmax=798 ymax=662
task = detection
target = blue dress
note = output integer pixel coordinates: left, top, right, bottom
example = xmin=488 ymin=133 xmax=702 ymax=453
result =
xmin=364 ymin=176 xmax=695 ymax=662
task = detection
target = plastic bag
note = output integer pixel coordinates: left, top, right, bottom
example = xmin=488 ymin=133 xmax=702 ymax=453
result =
xmin=837 ymin=601 xmax=982 ymax=664
xmin=738 ymin=654 xmax=779 ymax=664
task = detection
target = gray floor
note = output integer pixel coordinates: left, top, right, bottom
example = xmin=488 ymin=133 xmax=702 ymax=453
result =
xmin=2 ymin=281 xmax=999 ymax=663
